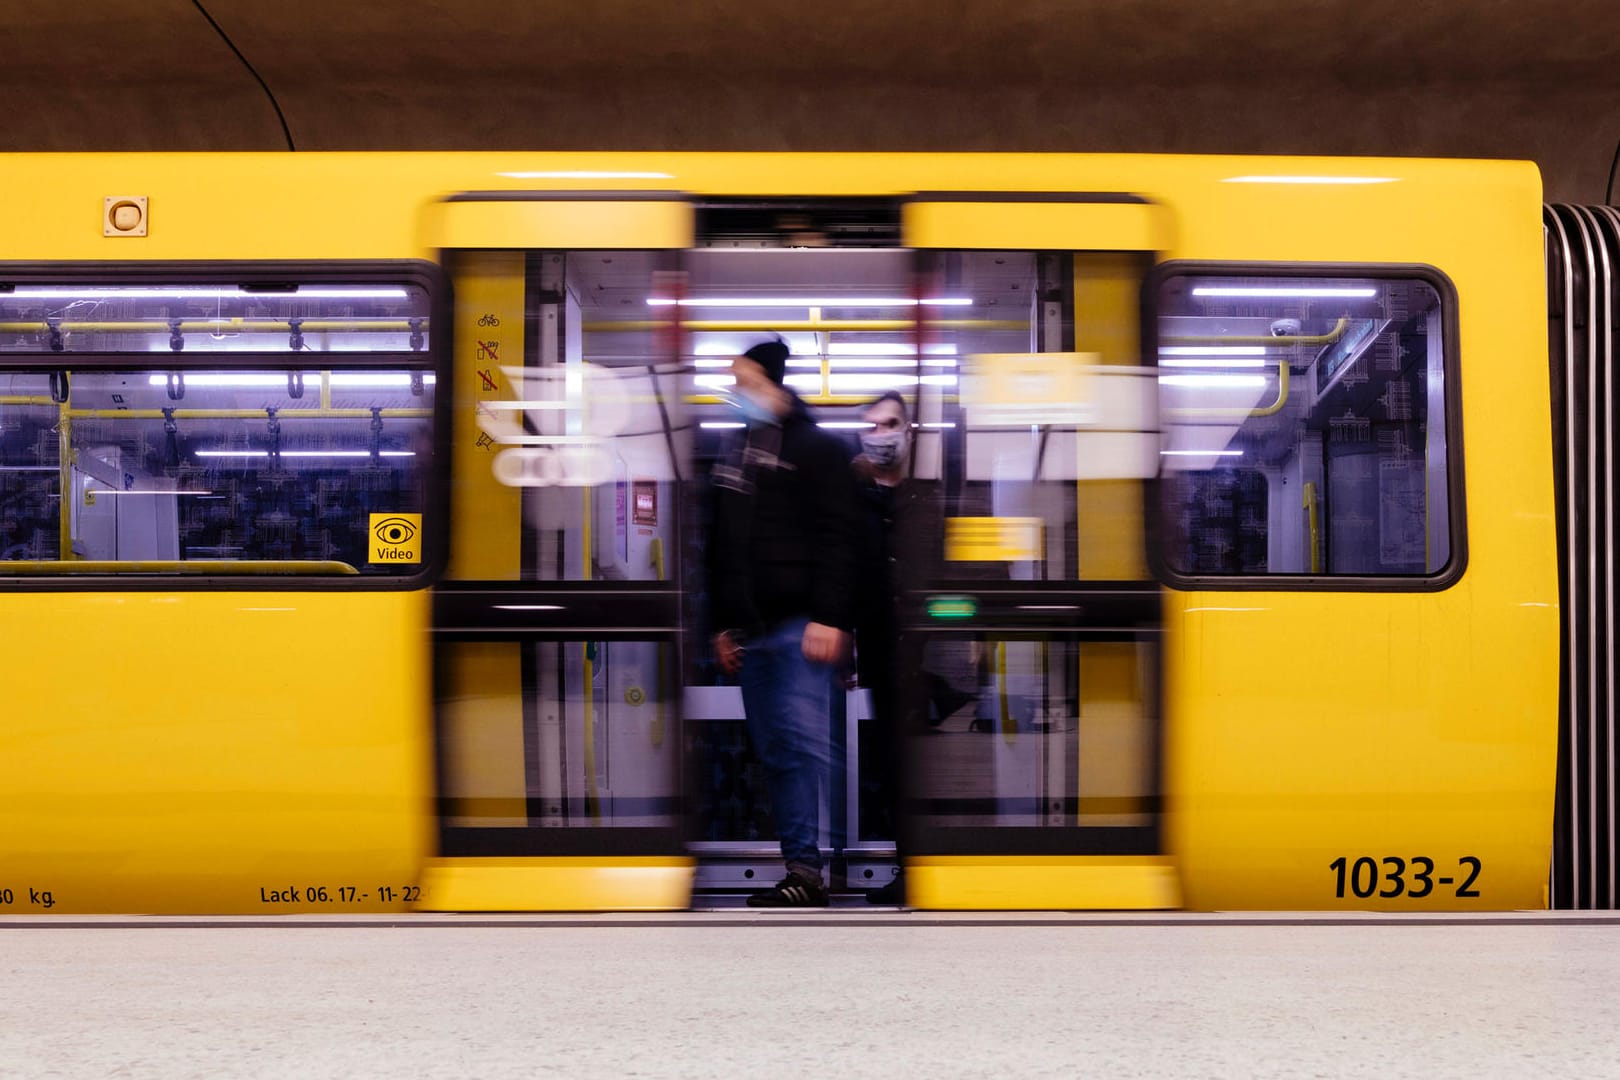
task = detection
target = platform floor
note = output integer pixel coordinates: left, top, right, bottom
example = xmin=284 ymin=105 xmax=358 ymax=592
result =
xmin=3 ymin=912 xmax=1619 ymax=1078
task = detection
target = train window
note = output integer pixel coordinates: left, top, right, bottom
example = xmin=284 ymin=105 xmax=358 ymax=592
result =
xmin=1152 ymin=268 xmax=1460 ymax=585
xmin=0 ymin=270 xmax=443 ymax=582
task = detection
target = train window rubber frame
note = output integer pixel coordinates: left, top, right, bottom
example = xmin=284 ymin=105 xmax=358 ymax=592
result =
xmin=0 ymin=260 xmax=453 ymax=592
xmin=1142 ymin=260 xmax=1468 ymax=593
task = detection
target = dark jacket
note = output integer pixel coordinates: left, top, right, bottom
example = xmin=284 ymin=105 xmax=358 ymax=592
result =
xmin=707 ymin=395 xmax=859 ymax=637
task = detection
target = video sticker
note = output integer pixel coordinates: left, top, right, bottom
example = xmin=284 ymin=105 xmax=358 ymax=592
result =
xmin=369 ymin=513 xmax=423 ymax=564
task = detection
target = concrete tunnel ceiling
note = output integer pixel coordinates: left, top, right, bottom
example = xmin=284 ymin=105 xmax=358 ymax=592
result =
xmin=1 ymin=0 xmax=1618 ymax=201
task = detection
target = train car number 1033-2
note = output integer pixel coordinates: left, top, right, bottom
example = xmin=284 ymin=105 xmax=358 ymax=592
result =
xmin=1329 ymin=856 xmax=1482 ymax=899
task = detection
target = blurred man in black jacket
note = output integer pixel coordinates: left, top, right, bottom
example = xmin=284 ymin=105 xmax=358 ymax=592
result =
xmin=707 ymin=338 xmax=858 ymax=907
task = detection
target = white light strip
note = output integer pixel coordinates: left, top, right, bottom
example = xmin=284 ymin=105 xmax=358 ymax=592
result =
xmin=700 ymin=421 xmax=745 ymax=429
xmin=1223 ymin=175 xmax=1398 ymax=185
xmin=1161 ymin=449 xmax=1244 ymax=457
xmin=692 ymin=358 xmax=734 ymax=368
xmin=919 ymin=422 xmax=957 ymax=429
xmin=736 ymin=356 xmax=953 ymax=371
xmin=1159 ymin=357 xmax=1267 ymax=368
xmin=1159 ymin=374 xmax=1269 ymax=388
xmin=145 ymin=374 xmax=436 ymax=388
xmin=194 ymin=450 xmax=416 ymax=458
xmin=1160 ymin=346 xmax=1267 ymax=356
xmin=817 ymin=421 xmax=875 ymax=429
xmin=648 ymin=297 xmax=972 ymax=308
xmin=783 ymin=373 xmax=960 ymax=391
xmin=813 ymin=358 xmax=932 ymax=370
xmin=494 ymin=604 xmax=566 ymax=610
xmin=1190 ymin=287 xmax=1377 ymax=298
xmin=693 ymin=342 xmax=957 ymax=358
xmin=10 ymin=288 xmax=411 ymax=299
xmin=826 ymin=343 xmax=957 ymax=356
xmin=495 ymin=171 xmax=674 ymax=180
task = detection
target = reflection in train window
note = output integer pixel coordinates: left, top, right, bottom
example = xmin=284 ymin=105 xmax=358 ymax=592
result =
xmin=0 ymin=369 xmax=433 ymax=574
xmin=1155 ymin=272 xmax=1454 ymax=580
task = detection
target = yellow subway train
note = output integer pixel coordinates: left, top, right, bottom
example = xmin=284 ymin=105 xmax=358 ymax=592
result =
xmin=0 ymin=152 xmax=1598 ymax=913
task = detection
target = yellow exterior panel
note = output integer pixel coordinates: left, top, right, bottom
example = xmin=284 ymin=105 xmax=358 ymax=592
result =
xmin=448 ymin=251 xmax=524 ymax=580
xmin=0 ymin=591 xmax=433 ymax=914
xmin=424 ymin=199 xmax=693 ymax=251
xmin=438 ymin=643 xmax=529 ymax=827
xmin=907 ymin=856 xmax=1180 ymax=910
xmin=419 ymin=857 xmax=695 ymax=912
xmin=904 ymin=199 xmax=1171 ymax=251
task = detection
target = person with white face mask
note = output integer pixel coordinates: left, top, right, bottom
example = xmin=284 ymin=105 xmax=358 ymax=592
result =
xmin=850 ymin=391 xmax=920 ymax=904
xmin=707 ymin=337 xmax=859 ymax=907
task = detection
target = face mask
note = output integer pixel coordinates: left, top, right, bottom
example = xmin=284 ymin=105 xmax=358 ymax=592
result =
xmin=860 ymin=430 xmax=906 ymax=468
xmin=731 ymin=390 xmax=778 ymax=425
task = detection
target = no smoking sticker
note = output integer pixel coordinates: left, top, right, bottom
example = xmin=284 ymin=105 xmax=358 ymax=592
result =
xmin=369 ymin=513 xmax=422 ymax=564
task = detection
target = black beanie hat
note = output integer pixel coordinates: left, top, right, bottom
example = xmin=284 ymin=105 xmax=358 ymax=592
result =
xmin=742 ymin=338 xmax=790 ymax=385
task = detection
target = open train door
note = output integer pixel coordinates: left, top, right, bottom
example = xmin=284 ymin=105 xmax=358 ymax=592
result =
xmin=898 ymin=195 xmax=1179 ymax=908
xmin=421 ymin=193 xmax=695 ymax=910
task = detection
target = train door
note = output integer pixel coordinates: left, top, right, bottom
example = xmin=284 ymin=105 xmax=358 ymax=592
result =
xmin=679 ymin=199 xmax=917 ymax=896
xmin=423 ymin=194 xmax=695 ymax=910
xmin=896 ymin=196 xmax=1178 ymax=908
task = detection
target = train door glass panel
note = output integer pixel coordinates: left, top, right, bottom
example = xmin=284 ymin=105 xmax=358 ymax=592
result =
xmin=906 ymin=247 xmax=1161 ymax=854
xmin=680 ymin=232 xmax=913 ymax=889
xmin=436 ymin=248 xmax=687 ymax=851
xmin=1151 ymin=269 xmax=1457 ymax=583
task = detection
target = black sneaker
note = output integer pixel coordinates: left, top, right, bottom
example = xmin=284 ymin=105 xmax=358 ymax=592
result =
xmin=747 ymin=871 xmax=829 ymax=908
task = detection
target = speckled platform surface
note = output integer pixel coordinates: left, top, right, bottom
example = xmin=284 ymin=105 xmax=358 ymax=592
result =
xmin=2 ymin=913 xmax=1618 ymax=1079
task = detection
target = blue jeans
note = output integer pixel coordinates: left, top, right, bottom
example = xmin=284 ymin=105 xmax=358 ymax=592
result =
xmin=739 ymin=616 xmax=836 ymax=875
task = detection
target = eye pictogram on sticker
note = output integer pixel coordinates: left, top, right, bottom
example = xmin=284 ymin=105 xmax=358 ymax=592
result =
xmin=368 ymin=513 xmax=423 ymax=564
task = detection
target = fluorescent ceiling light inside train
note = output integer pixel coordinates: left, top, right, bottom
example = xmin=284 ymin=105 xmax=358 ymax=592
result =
xmin=784 ymin=373 xmax=957 ymax=391
xmin=826 ymin=343 xmax=957 ymax=355
xmin=1190 ymin=287 xmax=1377 ymax=298
xmin=1161 ymin=449 xmax=1244 ymax=456
xmin=194 ymin=450 xmax=417 ymax=458
xmin=647 ymin=297 xmax=972 ymax=308
xmin=1158 ymin=374 xmax=1268 ymax=388
xmin=1159 ymin=357 xmax=1267 ymax=368
xmin=496 ymin=171 xmax=674 ymax=179
xmin=10 ymin=288 xmax=411 ymax=299
xmin=1161 ymin=346 xmax=1267 ymax=356
xmin=1222 ymin=176 xmax=1398 ymax=185
xmin=145 ymin=374 xmax=435 ymax=388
